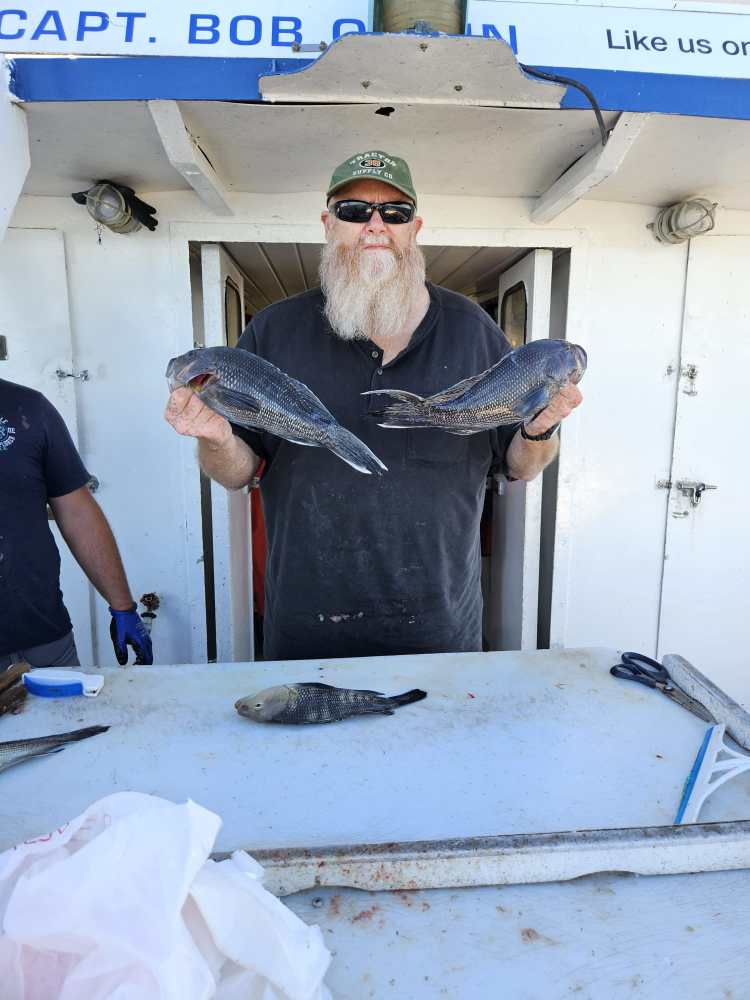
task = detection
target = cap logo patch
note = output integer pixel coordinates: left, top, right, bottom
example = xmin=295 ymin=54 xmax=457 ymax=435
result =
xmin=360 ymin=157 xmax=385 ymax=168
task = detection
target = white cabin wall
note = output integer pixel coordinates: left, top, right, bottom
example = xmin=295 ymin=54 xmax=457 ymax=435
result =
xmin=9 ymin=191 xmax=750 ymax=663
xmin=10 ymin=197 xmax=204 ymax=665
xmin=556 ymin=222 xmax=688 ymax=653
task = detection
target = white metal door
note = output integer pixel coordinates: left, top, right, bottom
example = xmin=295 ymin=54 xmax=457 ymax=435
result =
xmin=657 ymin=237 xmax=750 ymax=705
xmin=490 ymin=250 xmax=553 ymax=650
xmin=0 ymin=229 xmax=94 ymax=663
xmin=200 ymin=244 xmax=254 ymax=662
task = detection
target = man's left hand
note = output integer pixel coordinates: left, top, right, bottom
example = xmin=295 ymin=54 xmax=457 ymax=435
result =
xmin=523 ymin=383 xmax=583 ymax=437
xmin=109 ymin=605 xmax=154 ymax=666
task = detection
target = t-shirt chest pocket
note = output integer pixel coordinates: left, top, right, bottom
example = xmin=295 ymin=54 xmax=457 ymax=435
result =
xmin=406 ymin=425 xmax=494 ymax=467
xmin=396 ymin=364 xmax=484 ymax=466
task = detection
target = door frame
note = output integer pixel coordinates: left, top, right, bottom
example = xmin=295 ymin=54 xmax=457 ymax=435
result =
xmin=490 ymin=249 xmax=554 ymax=651
xmin=200 ymin=243 xmax=254 ymax=663
xmin=167 ymin=222 xmax=588 ymax=663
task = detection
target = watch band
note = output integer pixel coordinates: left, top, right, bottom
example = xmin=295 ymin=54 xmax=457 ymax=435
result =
xmin=520 ymin=422 xmax=560 ymax=441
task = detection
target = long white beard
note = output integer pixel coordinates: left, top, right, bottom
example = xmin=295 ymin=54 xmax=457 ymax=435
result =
xmin=319 ymin=235 xmax=427 ymax=343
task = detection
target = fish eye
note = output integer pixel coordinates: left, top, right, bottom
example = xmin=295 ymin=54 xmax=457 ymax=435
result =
xmin=255 ymin=703 xmax=263 ymax=709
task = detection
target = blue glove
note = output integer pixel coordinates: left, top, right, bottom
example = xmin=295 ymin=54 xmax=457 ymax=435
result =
xmin=109 ymin=605 xmax=153 ymax=665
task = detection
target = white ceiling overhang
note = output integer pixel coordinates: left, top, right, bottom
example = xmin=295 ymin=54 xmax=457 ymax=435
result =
xmin=20 ymin=97 xmax=750 ymax=214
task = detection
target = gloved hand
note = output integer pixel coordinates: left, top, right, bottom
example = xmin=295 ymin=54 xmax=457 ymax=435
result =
xmin=109 ymin=605 xmax=153 ymax=666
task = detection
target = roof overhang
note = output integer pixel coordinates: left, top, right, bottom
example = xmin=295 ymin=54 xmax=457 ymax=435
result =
xmin=7 ymin=32 xmax=750 ymax=220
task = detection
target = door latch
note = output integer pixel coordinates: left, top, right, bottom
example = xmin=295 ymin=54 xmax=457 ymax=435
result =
xmin=681 ymin=364 xmax=698 ymax=396
xmin=675 ymin=480 xmax=717 ymax=507
xmin=56 ymin=368 xmax=89 ymax=381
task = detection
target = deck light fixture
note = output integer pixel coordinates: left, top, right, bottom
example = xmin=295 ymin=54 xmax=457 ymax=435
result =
xmin=648 ymin=198 xmax=717 ymax=244
xmin=71 ymin=181 xmax=158 ymax=235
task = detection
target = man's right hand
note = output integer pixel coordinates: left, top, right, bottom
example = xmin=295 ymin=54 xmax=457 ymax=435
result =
xmin=165 ymin=387 xmax=260 ymax=489
xmin=164 ymin=388 xmax=232 ymax=449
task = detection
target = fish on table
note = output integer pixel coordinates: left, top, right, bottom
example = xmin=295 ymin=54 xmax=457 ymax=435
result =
xmin=363 ymin=339 xmax=587 ymax=434
xmin=166 ymin=346 xmax=387 ymax=476
xmin=235 ymin=682 xmax=427 ymax=725
xmin=0 ymin=725 xmax=109 ymax=775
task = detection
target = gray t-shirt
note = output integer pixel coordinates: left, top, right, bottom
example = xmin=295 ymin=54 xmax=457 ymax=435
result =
xmin=234 ymin=282 xmax=514 ymax=661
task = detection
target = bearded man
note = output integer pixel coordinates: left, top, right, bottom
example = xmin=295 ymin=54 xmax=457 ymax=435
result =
xmin=165 ymin=151 xmax=581 ymax=660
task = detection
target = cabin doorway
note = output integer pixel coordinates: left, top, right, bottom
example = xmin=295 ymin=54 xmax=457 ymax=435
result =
xmin=189 ymin=241 xmax=571 ymax=661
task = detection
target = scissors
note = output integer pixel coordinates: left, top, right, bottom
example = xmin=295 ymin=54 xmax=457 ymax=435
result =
xmin=610 ymin=651 xmax=715 ymax=724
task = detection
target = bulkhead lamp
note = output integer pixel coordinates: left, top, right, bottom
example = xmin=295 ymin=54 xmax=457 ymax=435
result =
xmin=71 ymin=181 xmax=158 ymax=234
xmin=648 ymin=198 xmax=717 ymax=244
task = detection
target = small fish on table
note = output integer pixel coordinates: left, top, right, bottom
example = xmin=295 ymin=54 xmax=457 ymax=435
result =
xmin=235 ymin=682 xmax=427 ymax=725
xmin=0 ymin=726 xmax=109 ymax=775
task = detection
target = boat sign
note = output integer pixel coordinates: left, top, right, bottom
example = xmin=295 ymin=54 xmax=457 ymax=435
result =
xmin=0 ymin=1 xmax=372 ymax=58
xmin=466 ymin=0 xmax=750 ymax=79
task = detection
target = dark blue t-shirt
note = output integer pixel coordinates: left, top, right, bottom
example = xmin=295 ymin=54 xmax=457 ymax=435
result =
xmin=233 ymin=283 xmax=515 ymax=661
xmin=0 ymin=380 xmax=90 ymax=654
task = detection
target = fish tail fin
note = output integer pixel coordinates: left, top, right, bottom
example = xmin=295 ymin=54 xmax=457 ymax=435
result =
xmin=325 ymin=426 xmax=388 ymax=476
xmin=363 ymin=389 xmax=438 ymax=429
xmin=54 ymin=725 xmax=110 ymax=744
xmin=389 ymin=689 xmax=428 ymax=709
xmin=362 ymin=388 xmax=426 ymax=404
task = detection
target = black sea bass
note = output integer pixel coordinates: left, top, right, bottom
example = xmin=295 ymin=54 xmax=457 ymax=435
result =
xmin=166 ymin=346 xmax=387 ymax=475
xmin=365 ymin=340 xmax=587 ymax=434
xmin=235 ymin=682 xmax=427 ymax=725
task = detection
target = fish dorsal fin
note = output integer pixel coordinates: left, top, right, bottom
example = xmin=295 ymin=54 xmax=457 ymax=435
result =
xmin=286 ymin=376 xmax=336 ymax=422
xmin=296 ymin=682 xmax=386 ymax=696
xmin=427 ymin=356 xmax=506 ymax=405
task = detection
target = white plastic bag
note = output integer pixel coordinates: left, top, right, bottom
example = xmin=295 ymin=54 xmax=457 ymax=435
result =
xmin=0 ymin=792 xmax=331 ymax=1000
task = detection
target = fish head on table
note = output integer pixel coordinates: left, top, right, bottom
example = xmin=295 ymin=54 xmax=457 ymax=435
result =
xmin=235 ymin=685 xmax=291 ymax=723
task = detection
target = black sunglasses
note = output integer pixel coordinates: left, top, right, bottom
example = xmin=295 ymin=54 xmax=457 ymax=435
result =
xmin=332 ymin=200 xmax=416 ymax=225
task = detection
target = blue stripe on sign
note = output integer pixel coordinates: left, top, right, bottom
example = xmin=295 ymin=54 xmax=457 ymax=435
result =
xmin=8 ymin=56 xmax=315 ymax=102
xmin=7 ymin=54 xmax=750 ymax=120
xmin=531 ymin=64 xmax=750 ymax=122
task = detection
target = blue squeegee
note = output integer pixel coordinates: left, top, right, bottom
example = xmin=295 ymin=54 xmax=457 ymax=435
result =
xmin=675 ymin=723 xmax=750 ymax=824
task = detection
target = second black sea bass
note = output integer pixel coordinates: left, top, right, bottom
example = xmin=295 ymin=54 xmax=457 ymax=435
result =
xmin=365 ymin=340 xmax=587 ymax=434
xmin=166 ymin=346 xmax=387 ymax=475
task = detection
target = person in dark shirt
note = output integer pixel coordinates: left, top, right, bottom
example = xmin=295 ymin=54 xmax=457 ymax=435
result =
xmin=0 ymin=379 xmax=152 ymax=669
xmin=165 ymin=150 xmax=582 ymax=660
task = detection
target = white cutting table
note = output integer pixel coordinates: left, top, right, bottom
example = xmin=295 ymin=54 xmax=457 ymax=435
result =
xmin=1 ymin=647 xmax=749 ymax=853
xmin=3 ymin=647 xmax=750 ymax=999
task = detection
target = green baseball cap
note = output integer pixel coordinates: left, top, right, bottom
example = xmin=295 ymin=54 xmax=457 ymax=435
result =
xmin=326 ymin=150 xmax=417 ymax=205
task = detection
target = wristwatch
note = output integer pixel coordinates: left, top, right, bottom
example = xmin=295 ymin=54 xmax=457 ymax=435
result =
xmin=520 ymin=422 xmax=560 ymax=441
